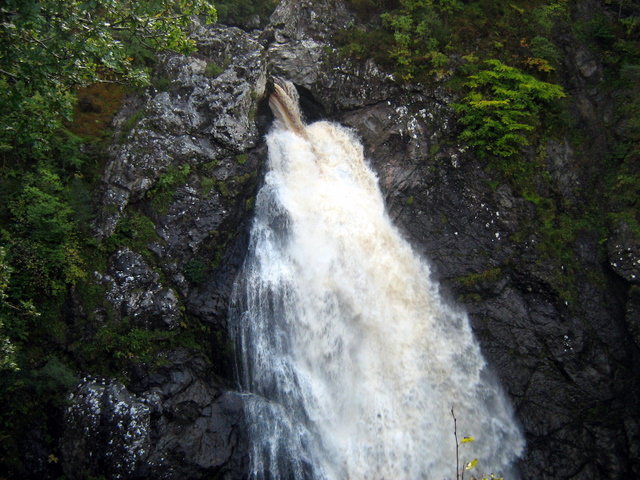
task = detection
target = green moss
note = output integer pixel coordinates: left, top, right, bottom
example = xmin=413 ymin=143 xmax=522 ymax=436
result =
xmin=77 ymin=319 xmax=174 ymax=372
xmin=156 ymin=163 xmax=191 ymax=190
xmin=455 ymin=267 xmax=503 ymax=288
xmin=202 ymin=171 xmax=256 ymax=199
xmin=120 ymin=108 xmax=145 ymax=140
xmin=204 ymin=56 xmax=234 ymax=79
xmin=216 ymin=179 xmax=232 ymax=197
xmin=458 ymin=293 xmax=483 ymax=303
xmin=107 ymin=210 xmax=160 ymax=255
xmin=146 ymin=163 xmax=192 ymax=214
xmin=202 ymin=159 xmax=220 ymax=170
xmin=184 ymin=257 xmax=208 ymax=284
xmin=199 ymin=176 xmax=217 ymax=194
xmin=204 ymin=61 xmax=225 ymax=78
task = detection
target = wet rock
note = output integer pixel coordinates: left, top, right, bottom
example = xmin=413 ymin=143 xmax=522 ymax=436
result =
xmin=267 ymin=0 xmax=352 ymax=42
xmin=62 ymin=378 xmax=151 ymax=480
xmin=545 ymin=139 xmax=580 ymax=201
xmin=626 ymin=286 xmax=640 ymax=349
xmin=62 ymin=352 xmax=247 ymax=480
xmin=94 ymin=24 xmax=267 ymax=239
xmin=138 ymin=351 xmax=247 ymax=480
xmin=576 ymin=48 xmax=599 ymax=79
xmin=98 ymin=248 xmax=180 ymax=329
xmin=608 ymin=221 xmax=640 ymax=284
xmin=266 ymin=0 xmax=399 ymax=114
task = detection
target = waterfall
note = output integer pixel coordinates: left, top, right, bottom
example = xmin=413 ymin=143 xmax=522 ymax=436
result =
xmin=229 ymin=78 xmax=525 ymax=480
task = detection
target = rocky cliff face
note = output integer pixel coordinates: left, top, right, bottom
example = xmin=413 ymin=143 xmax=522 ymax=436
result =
xmin=60 ymin=1 xmax=639 ymax=479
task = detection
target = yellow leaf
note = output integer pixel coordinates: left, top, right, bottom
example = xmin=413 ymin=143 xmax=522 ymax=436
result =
xmin=461 ymin=436 xmax=475 ymax=444
xmin=465 ymin=458 xmax=478 ymax=471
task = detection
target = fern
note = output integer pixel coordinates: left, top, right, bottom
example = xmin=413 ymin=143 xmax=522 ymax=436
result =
xmin=453 ymin=59 xmax=565 ymax=159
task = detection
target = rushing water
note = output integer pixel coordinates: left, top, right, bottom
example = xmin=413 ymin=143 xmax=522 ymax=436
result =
xmin=229 ymin=79 xmax=525 ymax=480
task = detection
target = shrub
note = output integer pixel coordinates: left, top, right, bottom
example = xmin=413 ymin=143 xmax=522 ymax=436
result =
xmin=6 ymin=166 xmax=85 ymax=297
xmin=381 ymin=0 xmax=464 ymax=80
xmin=452 ymin=59 xmax=565 ymax=159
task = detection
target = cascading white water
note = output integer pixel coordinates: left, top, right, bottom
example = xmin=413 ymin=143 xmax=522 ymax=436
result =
xmin=230 ymin=79 xmax=525 ymax=480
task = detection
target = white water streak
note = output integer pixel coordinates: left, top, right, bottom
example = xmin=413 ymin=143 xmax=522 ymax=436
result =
xmin=230 ymin=85 xmax=524 ymax=480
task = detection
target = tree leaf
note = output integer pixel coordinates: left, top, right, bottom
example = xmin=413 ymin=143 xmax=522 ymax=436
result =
xmin=465 ymin=458 xmax=479 ymax=470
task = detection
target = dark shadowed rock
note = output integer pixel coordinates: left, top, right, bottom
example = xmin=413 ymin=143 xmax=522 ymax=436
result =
xmin=62 ymin=352 xmax=246 ymax=480
xmin=62 ymin=378 xmax=151 ymax=479
xmin=608 ymin=221 xmax=640 ymax=285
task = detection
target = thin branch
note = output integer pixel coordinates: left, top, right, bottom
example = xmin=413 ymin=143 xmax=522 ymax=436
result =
xmin=452 ymin=407 xmax=460 ymax=480
xmin=0 ymin=68 xmax=18 ymax=80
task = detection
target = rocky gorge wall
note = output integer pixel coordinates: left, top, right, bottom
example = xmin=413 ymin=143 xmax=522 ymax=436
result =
xmin=58 ymin=1 xmax=640 ymax=479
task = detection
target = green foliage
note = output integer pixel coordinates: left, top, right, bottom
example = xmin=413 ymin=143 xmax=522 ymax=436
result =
xmin=380 ymin=0 xmax=463 ymax=80
xmin=572 ymin=3 xmax=640 ymax=246
xmin=531 ymin=0 xmax=569 ymax=32
xmin=108 ymin=210 xmax=160 ymax=255
xmin=75 ymin=316 xmax=212 ymax=375
xmin=0 ymin=247 xmax=18 ymax=371
xmin=0 ymin=3 xmax=219 ymax=474
xmin=529 ymin=36 xmax=562 ymax=69
xmin=30 ymin=356 xmax=78 ymax=397
xmin=92 ymin=321 xmax=173 ymax=365
xmin=0 ymin=354 xmax=77 ymax=474
xmin=205 ymin=61 xmax=225 ymax=78
xmin=576 ymin=13 xmax=617 ymax=46
xmin=335 ymin=0 xmax=569 ymax=173
xmin=0 ymin=0 xmax=216 ymax=160
xmin=184 ymin=257 xmax=209 ymax=284
xmin=4 ymin=166 xmax=86 ymax=300
xmin=455 ymin=268 xmax=502 ymax=288
xmin=346 ymin=0 xmax=402 ymax=16
xmin=453 ymin=59 xmax=565 ymax=159
xmin=335 ymin=25 xmax=396 ymax=68
xmin=337 ymin=0 xmax=570 ymax=81
xmin=146 ymin=163 xmax=192 ymax=213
